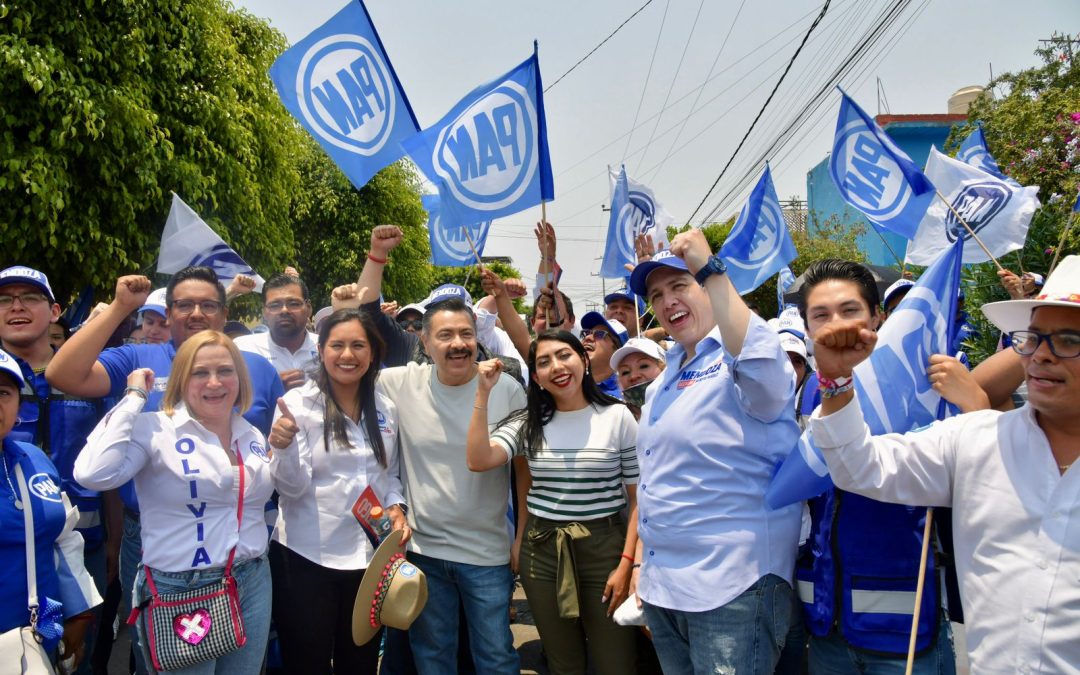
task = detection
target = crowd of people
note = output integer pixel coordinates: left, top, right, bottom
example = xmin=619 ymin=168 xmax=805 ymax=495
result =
xmin=1 ymin=218 xmax=1077 ymax=675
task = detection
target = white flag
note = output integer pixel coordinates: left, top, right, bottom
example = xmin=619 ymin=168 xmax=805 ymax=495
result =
xmin=158 ymin=193 xmax=266 ymax=291
xmin=608 ymin=168 xmax=677 ymax=249
xmin=906 ymin=148 xmax=1040 ymax=265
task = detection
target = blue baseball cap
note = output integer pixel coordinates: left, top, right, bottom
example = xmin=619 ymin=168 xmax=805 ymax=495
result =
xmin=0 ymin=347 xmax=25 ymax=388
xmin=423 ymin=284 xmax=473 ymax=309
xmin=0 ymin=266 xmax=55 ymax=302
xmin=580 ymin=312 xmax=628 ymax=347
xmin=603 ymin=288 xmax=635 ymax=306
xmin=628 ymin=251 xmax=690 ymax=296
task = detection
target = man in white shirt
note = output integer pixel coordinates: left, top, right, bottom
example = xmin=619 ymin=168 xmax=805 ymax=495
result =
xmin=234 ymin=273 xmax=318 ymax=391
xmin=808 ymin=256 xmax=1080 ymax=674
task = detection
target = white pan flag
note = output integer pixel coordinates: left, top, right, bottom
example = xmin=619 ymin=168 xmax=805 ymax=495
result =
xmin=906 ymin=148 xmax=1040 ymax=265
xmin=158 ymin=193 xmax=266 ymax=291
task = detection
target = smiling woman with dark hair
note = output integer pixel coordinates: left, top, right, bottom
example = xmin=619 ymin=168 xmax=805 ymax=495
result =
xmin=467 ymin=330 xmax=640 ymax=675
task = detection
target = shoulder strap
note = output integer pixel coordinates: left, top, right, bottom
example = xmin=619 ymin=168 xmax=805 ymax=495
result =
xmin=224 ymin=440 xmax=246 ymax=576
xmin=14 ymin=462 xmax=39 ymax=622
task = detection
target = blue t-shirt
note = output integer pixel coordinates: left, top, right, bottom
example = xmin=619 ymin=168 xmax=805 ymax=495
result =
xmin=597 ymin=373 xmax=623 ymax=400
xmin=97 ymin=341 xmax=283 ymax=511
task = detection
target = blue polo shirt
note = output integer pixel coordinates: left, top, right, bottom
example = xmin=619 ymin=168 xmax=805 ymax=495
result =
xmin=636 ymin=315 xmax=802 ymax=612
xmin=96 ymin=341 xmax=283 ymax=512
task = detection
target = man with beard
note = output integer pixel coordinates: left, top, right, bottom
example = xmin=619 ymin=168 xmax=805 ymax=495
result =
xmin=332 ymin=225 xmax=527 ymax=675
xmin=46 ymin=265 xmax=283 ymax=674
xmin=235 ymin=273 xmax=318 ymax=391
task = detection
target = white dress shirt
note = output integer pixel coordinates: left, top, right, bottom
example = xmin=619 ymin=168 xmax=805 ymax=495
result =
xmin=810 ymin=398 xmax=1080 ymax=674
xmin=234 ymin=331 xmax=320 ymax=377
xmin=74 ymin=395 xmax=277 ymax=573
xmin=270 ymin=381 xmax=404 ymax=569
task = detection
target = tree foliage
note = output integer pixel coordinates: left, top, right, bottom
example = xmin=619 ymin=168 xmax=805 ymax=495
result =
xmin=431 ymin=260 xmax=526 ymax=314
xmin=944 ymin=34 xmax=1080 ymax=362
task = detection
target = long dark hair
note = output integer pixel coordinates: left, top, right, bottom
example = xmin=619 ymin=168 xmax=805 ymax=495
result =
xmin=315 ymin=309 xmax=388 ymax=467
xmin=498 ymin=330 xmax=624 ymax=458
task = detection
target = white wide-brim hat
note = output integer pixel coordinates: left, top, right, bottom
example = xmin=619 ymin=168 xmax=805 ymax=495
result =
xmin=981 ymin=255 xmax=1080 ymax=333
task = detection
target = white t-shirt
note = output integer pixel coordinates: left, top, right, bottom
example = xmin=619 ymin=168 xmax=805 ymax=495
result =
xmin=377 ymin=362 xmax=526 ymax=566
xmin=234 ymin=331 xmax=319 ymax=377
xmin=491 ymin=403 xmax=638 ymax=521
xmin=270 ymin=381 xmax=404 ymax=570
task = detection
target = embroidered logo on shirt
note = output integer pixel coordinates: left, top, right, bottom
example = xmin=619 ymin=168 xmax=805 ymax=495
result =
xmin=28 ymin=473 xmax=62 ymax=502
xmin=248 ymin=441 xmax=272 ymax=463
xmin=376 ymin=410 xmax=395 ymax=436
xmin=677 ymin=362 xmax=723 ymax=389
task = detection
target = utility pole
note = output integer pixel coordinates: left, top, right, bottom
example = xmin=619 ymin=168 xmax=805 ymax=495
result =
xmin=1039 ymin=35 xmax=1078 ymax=62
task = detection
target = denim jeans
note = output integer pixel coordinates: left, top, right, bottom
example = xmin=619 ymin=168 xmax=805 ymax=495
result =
xmin=120 ymin=511 xmax=149 ymax=675
xmin=406 ymin=552 xmax=518 ymax=675
xmin=807 ymin=617 xmax=956 ymax=675
xmin=643 ymin=573 xmax=793 ymax=675
xmin=134 ymin=553 xmax=272 ymax=675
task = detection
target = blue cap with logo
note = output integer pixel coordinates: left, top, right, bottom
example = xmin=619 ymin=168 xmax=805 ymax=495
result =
xmin=423 ymin=284 xmax=473 ymax=309
xmin=0 ymin=266 xmax=55 ymax=303
xmin=628 ymin=250 xmax=689 ymax=296
xmin=0 ymin=347 xmax=25 ymax=388
xmin=580 ymin=311 xmax=628 ymax=347
xmin=603 ymin=288 xmax=636 ymax=306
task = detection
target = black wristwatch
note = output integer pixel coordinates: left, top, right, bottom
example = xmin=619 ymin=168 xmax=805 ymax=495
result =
xmin=693 ymin=254 xmax=728 ymax=285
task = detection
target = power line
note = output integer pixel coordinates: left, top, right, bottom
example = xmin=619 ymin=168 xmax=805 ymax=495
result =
xmin=544 ymin=0 xmax=657 ymax=92
xmin=684 ymin=0 xmax=832 ymax=225
xmin=621 ymin=0 xmax=671 ymax=162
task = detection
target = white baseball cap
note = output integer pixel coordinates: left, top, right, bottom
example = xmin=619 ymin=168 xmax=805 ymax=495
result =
xmin=610 ymin=337 xmax=666 ymax=371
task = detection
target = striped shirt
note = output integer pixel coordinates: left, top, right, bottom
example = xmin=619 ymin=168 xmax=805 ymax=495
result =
xmin=492 ymin=404 xmax=638 ymax=521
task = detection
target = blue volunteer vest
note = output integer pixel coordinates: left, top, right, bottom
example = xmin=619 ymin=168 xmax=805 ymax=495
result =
xmin=794 ymin=371 xmax=939 ymax=655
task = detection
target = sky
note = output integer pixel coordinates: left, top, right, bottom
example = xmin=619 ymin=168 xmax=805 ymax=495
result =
xmin=236 ymin=0 xmax=1076 ymax=311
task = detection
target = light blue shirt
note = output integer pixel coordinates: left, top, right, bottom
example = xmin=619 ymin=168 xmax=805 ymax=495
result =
xmin=636 ymin=315 xmax=802 ymax=612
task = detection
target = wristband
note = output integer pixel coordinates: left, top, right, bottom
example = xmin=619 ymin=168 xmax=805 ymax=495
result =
xmin=818 ymin=374 xmax=854 ymax=398
xmin=124 ymin=386 xmax=148 ymax=400
xmin=367 ymin=253 xmax=388 ymax=265
xmin=620 ymin=553 xmax=635 ymax=564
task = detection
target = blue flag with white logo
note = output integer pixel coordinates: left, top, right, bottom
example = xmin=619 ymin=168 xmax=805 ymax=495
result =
xmin=719 ymin=165 xmax=797 ymax=294
xmin=829 ymin=89 xmax=935 ymax=240
xmin=777 ymin=265 xmax=796 ymax=316
xmin=601 ymin=165 xmax=634 ymax=278
xmin=766 ymin=239 xmax=964 ymax=509
xmin=422 ymin=194 xmax=492 ymax=267
xmin=270 ymin=1 xmax=419 ymax=190
xmin=956 ymin=125 xmax=1018 ymax=186
xmin=402 ymin=45 xmax=554 ymax=224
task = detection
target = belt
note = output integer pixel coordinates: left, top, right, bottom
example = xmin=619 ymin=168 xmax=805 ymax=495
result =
xmin=527 ymin=513 xmax=624 ymax=619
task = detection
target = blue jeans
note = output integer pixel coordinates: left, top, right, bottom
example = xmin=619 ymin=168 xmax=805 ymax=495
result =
xmin=807 ymin=618 xmax=956 ymax=675
xmin=406 ymin=553 xmax=518 ymax=675
xmin=120 ymin=512 xmax=149 ymax=675
xmin=133 ymin=554 xmax=271 ymax=675
xmin=643 ymin=574 xmax=793 ymax=675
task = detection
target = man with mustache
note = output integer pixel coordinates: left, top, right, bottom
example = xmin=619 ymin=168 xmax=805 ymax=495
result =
xmin=235 ymin=273 xmax=318 ymax=391
xmin=808 ymin=256 xmax=1080 ymax=672
xmin=332 ymin=225 xmax=527 ymax=675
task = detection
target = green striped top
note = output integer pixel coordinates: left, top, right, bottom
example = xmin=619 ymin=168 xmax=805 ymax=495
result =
xmin=491 ymin=403 xmax=639 ymax=521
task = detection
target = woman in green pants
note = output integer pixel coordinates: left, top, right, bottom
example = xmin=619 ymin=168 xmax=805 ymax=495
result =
xmin=467 ymin=330 xmax=640 ymax=675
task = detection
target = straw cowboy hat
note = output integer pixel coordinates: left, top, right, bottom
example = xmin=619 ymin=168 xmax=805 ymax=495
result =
xmin=981 ymin=255 xmax=1080 ymax=333
xmin=351 ymin=530 xmax=428 ymax=646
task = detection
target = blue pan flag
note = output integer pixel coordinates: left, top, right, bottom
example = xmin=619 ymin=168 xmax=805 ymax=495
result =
xmin=766 ymin=239 xmax=964 ymax=508
xmin=956 ymin=125 xmax=1017 ymax=185
xmin=422 ymin=194 xmax=492 ymax=267
xmin=830 ymin=89 xmax=935 ymax=240
xmin=777 ymin=266 xmax=796 ymax=316
xmin=719 ymin=165 xmax=797 ymax=294
xmin=270 ymin=1 xmax=419 ymax=190
xmin=601 ymin=165 xmax=633 ymax=278
xmin=403 ymin=45 xmax=554 ymax=224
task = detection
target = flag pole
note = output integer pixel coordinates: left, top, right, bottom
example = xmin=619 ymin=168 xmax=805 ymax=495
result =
xmin=1049 ymin=210 xmax=1077 ymax=275
xmin=540 ymin=201 xmax=563 ymax=327
xmin=933 ymin=189 xmax=1005 ymax=272
xmin=461 ymin=226 xmax=484 ymax=271
xmin=871 ymin=227 xmax=905 ymax=268
xmin=904 ymin=508 xmax=935 ymax=675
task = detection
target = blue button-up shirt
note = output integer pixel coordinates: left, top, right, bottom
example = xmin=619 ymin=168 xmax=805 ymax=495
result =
xmin=636 ymin=316 xmax=802 ymax=612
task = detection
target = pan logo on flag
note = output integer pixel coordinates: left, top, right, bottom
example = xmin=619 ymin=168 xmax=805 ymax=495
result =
xmin=431 ymin=211 xmax=491 ymax=264
xmin=296 ymin=34 xmax=397 ymax=156
xmin=614 ymin=191 xmax=661 ymax=261
xmin=833 ymin=121 xmax=915 ymax=221
xmin=433 ymin=82 xmax=537 ymax=211
xmin=726 ymin=197 xmax=786 ymax=271
xmin=189 ymin=244 xmax=258 ymax=281
xmin=944 ymin=181 xmax=1012 ymax=243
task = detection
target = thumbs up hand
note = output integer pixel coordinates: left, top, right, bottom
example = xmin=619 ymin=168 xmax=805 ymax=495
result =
xmin=269 ymin=398 xmax=300 ymax=450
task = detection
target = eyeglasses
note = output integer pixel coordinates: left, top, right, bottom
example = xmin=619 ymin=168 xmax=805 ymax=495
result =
xmin=1008 ymin=330 xmax=1080 ymax=359
xmin=171 ymin=299 xmax=224 ymax=316
xmin=398 ymin=318 xmax=423 ymax=331
xmin=0 ymin=292 xmax=49 ymax=309
xmin=580 ymin=328 xmax=610 ymax=342
xmin=265 ymin=299 xmax=307 ymax=313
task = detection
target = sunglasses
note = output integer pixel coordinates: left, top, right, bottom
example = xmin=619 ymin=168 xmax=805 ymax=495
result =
xmin=398 ymin=318 xmax=423 ymax=331
xmin=580 ymin=328 xmax=611 ymax=342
